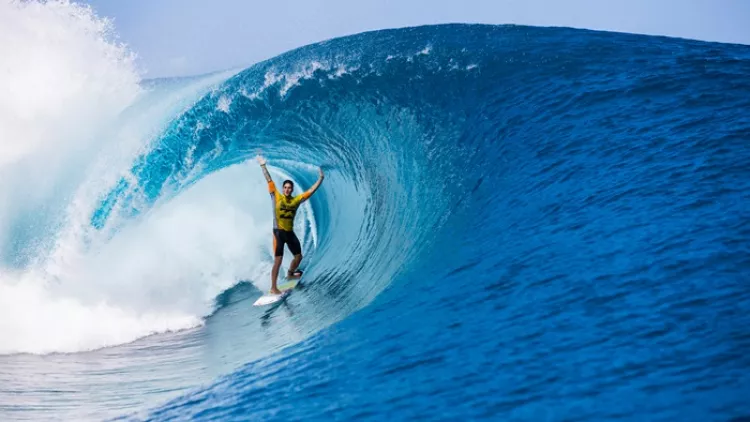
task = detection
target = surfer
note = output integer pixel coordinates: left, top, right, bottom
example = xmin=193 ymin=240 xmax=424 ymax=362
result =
xmin=256 ymin=153 xmax=324 ymax=295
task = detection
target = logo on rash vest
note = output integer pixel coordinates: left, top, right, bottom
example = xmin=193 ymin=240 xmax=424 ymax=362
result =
xmin=279 ymin=198 xmax=298 ymax=220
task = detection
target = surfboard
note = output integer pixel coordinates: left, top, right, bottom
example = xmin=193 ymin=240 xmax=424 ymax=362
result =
xmin=253 ymin=276 xmax=302 ymax=306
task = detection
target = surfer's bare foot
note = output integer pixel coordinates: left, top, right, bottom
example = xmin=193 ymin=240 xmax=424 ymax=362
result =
xmin=270 ymin=288 xmax=282 ymax=295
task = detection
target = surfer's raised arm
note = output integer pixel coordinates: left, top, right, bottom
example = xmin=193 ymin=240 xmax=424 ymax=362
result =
xmin=256 ymin=154 xmax=273 ymax=183
xmin=299 ymin=167 xmax=325 ymax=202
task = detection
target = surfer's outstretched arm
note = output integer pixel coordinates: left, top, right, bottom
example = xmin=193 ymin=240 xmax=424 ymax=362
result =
xmin=256 ymin=154 xmax=273 ymax=183
xmin=300 ymin=167 xmax=325 ymax=202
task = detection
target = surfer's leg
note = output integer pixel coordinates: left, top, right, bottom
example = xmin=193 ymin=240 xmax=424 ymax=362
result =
xmin=271 ymin=230 xmax=285 ymax=294
xmin=288 ymin=254 xmax=303 ymax=277
xmin=271 ymin=257 xmax=283 ymax=294
xmin=287 ymin=231 xmax=303 ymax=278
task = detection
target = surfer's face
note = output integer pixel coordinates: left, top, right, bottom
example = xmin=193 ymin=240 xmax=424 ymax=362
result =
xmin=283 ymin=182 xmax=293 ymax=196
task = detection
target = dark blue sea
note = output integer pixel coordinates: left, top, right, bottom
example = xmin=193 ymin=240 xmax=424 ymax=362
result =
xmin=1 ymin=23 xmax=749 ymax=421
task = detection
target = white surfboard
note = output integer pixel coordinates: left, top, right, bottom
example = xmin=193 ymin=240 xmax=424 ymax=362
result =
xmin=253 ymin=277 xmax=301 ymax=306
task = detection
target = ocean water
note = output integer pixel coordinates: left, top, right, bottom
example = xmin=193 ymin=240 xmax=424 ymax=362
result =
xmin=1 ymin=2 xmax=749 ymax=421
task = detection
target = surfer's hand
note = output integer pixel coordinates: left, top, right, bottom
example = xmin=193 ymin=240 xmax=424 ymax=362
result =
xmin=256 ymin=155 xmax=267 ymax=166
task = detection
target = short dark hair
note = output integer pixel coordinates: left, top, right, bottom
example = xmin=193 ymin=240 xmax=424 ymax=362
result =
xmin=282 ymin=180 xmax=294 ymax=189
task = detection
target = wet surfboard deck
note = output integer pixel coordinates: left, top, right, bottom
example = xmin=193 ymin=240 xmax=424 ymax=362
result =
xmin=252 ymin=277 xmax=301 ymax=306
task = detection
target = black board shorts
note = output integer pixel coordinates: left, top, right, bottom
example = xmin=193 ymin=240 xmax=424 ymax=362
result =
xmin=273 ymin=229 xmax=301 ymax=257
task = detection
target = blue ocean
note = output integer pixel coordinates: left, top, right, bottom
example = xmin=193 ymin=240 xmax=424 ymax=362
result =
xmin=1 ymin=7 xmax=749 ymax=422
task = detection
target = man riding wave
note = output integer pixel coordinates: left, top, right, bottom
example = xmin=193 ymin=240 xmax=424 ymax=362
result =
xmin=256 ymin=153 xmax=324 ymax=295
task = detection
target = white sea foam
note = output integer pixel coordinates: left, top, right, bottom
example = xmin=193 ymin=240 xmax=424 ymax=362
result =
xmin=0 ymin=0 xmax=258 ymax=354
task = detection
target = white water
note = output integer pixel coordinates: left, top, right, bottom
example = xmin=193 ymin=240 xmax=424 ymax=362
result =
xmin=0 ymin=0 xmax=279 ymax=355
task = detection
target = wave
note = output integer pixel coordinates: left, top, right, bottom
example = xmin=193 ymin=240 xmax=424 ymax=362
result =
xmin=2 ymin=3 xmax=750 ymax=420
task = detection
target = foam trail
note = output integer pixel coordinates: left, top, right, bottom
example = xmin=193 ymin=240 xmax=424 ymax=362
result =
xmin=0 ymin=163 xmax=280 ymax=354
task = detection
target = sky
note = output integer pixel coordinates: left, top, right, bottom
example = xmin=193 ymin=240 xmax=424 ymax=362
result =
xmin=83 ymin=0 xmax=750 ymax=78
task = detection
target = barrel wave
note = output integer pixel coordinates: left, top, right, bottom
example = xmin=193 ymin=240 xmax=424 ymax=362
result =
xmin=1 ymin=7 xmax=749 ymax=421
